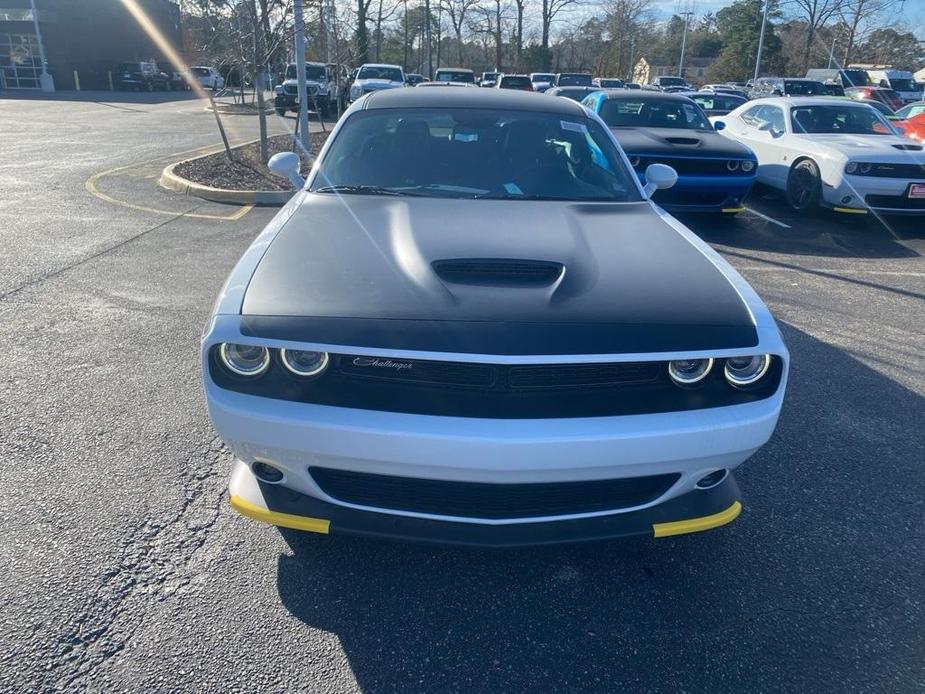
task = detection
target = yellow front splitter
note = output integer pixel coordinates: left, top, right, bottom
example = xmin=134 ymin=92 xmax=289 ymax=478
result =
xmin=652 ymin=501 xmax=742 ymax=538
xmin=832 ymin=206 xmax=868 ymax=215
xmin=721 ymin=207 xmax=745 ymax=214
xmin=230 ymin=494 xmax=330 ymax=534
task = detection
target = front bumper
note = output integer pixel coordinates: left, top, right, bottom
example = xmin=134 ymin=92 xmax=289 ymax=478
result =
xmin=826 ymin=174 xmax=925 ymax=215
xmin=229 ymin=460 xmax=743 ymax=547
xmin=643 ymin=174 xmax=756 ymax=213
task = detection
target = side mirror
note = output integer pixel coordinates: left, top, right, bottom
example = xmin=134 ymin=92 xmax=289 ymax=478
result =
xmin=642 ymin=163 xmax=678 ymax=198
xmin=713 ymin=120 xmax=726 ymax=131
xmin=268 ymin=151 xmax=305 ymax=189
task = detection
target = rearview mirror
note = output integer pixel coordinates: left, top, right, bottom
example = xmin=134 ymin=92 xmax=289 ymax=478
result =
xmin=713 ymin=120 xmax=726 ymax=131
xmin=268 ymin=151 xmax=305 ymax=189
xmin=642 ymin=163 xmax=678 ymax=198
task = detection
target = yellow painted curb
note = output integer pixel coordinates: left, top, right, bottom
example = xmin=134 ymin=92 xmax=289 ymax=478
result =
xmin=159 ymin=160 xmax=295 ymax=206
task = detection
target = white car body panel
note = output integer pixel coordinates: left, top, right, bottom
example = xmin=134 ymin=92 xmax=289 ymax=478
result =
xmin=714 ymin=97 xmax=925 ymax=212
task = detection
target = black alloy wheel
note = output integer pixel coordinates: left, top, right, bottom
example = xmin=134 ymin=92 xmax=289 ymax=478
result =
xmin=786 ymin=159 xmax=821 ymax=211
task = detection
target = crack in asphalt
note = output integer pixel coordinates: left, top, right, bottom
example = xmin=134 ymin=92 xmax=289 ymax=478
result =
xmin=43 ymin=435 xmax=232 ymax=691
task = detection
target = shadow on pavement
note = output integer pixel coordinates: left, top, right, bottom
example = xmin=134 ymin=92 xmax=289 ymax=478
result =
xmin=0 ymin=89 xmax=201 ymax=105
xmin=679 ymin=186 xmax=920 ymax=260
xmin=273 ymin=323 xmax=924 ymax=692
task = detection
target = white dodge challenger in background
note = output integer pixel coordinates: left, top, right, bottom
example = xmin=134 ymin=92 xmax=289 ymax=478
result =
xmin=202 ymin=88 xmax=789 ymax=546
xmin=713 ymin=96 xmax=925 ymax=215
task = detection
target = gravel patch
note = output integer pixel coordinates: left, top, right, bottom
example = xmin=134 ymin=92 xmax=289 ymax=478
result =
xmin=174 ymin=132 xmax=329 ymax=191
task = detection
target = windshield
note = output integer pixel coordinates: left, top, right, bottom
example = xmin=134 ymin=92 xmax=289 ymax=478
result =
xmin=436 ymin=71 xmax=474 ymax=83
xmin=888 ymin=78 xmax=916 ymax=92
xmin=791 ymin=105 xmax=894 ymax=135
xmin=897 ymin=104 xmax=925 ymax=118
xmin=865 ymin=100 xmax=895 ymax=117
xmin=599 ymin=79 xmax=624 ymax=88
xmin=557 ymin=74 xmax=592 ymax=86
xmin=309 ymin=108 xmax=642 ymax=202
xmin=191 ymin=67 xmax=210 ymax=76
xmin=658 ymin=77 xmax=687 ymax=86
xmin=358 ymin=66 xmax=403 ymax=82
xmin=785 ymin=80 xmax=826 ymax=95
xmin=598 ymin=99 xmax=712 ymax=130
xmin=286 ymin=64 xmax=326 ymax=81
xmin=532 ymin=74 xmax=555 ymax=83
xmin=500 ymin=76 xmax=532 ymax=88
xmin=843 ymin=70 xmax=871 ymax=87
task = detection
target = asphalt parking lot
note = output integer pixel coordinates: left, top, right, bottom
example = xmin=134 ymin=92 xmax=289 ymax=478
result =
xmin=1 ymin=93 xmax=923 ymax=693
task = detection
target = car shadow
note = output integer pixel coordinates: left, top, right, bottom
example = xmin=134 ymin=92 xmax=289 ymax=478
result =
xmin=676 ymin=185 xmax=921 ymax=260
xmin=0 ymin=89 xmax=202 ymax=105
xmin=273 ymin=323 xmax=924 ymax=692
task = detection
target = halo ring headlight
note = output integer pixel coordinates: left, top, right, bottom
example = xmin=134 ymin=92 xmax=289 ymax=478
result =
xmin=629 ymin=156 xmax=641 ymax=168
xmin=219 ymin=343 xmax=270 ymax=377
xmin=741 ymin=160 xmax=755 ymax=172
xmin=845 ymin=161 xmax=858 ymax=174
xmin=668 ymin=358 xmax=714 ymax=386
xmin=280 ymin=349 xmax=330 ymax=377
xmin=859 ymin=162 xmax=872 ymax=174
xmin=724 ymin=354 xmax=772 ymax=387
xmin=727 ymin=160 xmax=741 ymax=171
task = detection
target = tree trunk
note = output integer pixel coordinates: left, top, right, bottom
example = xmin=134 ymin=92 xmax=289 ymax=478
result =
xmin=252 ymin=0 xmax=268 ymax=164
xmin=541 ymin=0 xmax=551 ymax=70
xmin=356 ymin=0 xmax=369 ymax=65
xmin=375 ymin=0 xmax=384 ymax=61
xmin=494 ymin=0 xmax=501 ymax=70
xmin=456 ymin=27 xmax=463 ymax=65
xmin=403 ymin=0 xmax=409 ymax=70
xmin=515 ymin=0 xmax=523 ymax=69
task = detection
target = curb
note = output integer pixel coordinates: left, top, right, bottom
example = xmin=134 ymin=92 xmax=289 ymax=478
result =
xmin=159 ymin=160 xmax=294 ymax=206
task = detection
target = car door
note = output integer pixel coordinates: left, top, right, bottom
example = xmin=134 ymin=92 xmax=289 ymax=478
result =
xmin=729 ymin=105 xmax=788 ymax=187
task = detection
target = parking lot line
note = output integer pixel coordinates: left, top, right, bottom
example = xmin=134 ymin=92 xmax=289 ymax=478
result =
xmin=742 ymin=207 xmax=791 ymax=229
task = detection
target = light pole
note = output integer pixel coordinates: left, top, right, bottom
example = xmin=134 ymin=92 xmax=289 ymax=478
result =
xmin=424 ymin=0 xmax=432 ymax=78
xmin=753 ymin=0 xmax=769 ymax=82
xmin=677 ymin=11 xmax=693 ymax=78
xmin=293 ymin=0 xmax=310 ymax=151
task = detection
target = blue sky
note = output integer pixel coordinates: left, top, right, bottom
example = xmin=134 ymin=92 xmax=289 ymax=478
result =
xmin=649 ymin=0 xmax=925 ymax=38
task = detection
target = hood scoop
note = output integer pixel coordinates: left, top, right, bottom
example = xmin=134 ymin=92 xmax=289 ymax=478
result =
xmin=893 ymin=144 xmax=923 ymax=151
xmin=432 ymin=258 xmax=564 ymax=287
xmin=664 ymin=137 xmax=700 ymax=145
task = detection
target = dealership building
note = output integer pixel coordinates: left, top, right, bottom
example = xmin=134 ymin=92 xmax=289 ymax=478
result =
xmin=0 ymin=0 xmax=182 ymax=91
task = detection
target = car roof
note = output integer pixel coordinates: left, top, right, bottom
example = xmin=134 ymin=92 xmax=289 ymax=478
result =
xmin=365 ymin=86 xmax=585 ymax=114
xmin=360 ymin=63 xmax=402 ymax=69
xmin=596 ymin=90 xmax=695 ymax=103
xmin=744 ymin=96 xmax=875 ymax=108
xmin=436 ymin=67 xmax=473 ymax=72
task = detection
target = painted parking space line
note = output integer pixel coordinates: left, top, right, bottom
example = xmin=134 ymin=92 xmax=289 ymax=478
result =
xmin=742 ymin=206 xmax=791 ymax=229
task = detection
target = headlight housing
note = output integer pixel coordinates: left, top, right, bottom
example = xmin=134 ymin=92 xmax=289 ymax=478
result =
xmin=724 ymin=354 xmax=772 ymax=387
xmin=741 ymin=160 xmax=755 ymax=172
xmin=668 ymin=358 xmax=714 ymax=385
xmin=219 ymin=343 xmax=270 ymax=377
xmin=845 ymin=161 xmax=858 ymax=174
xmin=628 ymin=156 xmax=641 ymax=168
xmin=280 ymin=349 xmax=329 ymax=377
xmin=726 ymin=160 xmax=741 ymax=171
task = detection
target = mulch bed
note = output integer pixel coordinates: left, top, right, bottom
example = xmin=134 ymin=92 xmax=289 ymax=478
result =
xmin=174 ymin=132 xmax=330 ymax=191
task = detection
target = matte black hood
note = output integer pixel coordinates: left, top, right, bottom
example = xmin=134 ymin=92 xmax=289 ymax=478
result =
xmin=610 ymin=127 xmax=754 ymax=158
xmin=240 ymin=196 xmax=757 ymax=354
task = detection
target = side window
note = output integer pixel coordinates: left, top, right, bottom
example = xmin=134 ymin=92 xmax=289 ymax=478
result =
xmin=764 ymin=106 xmax=785 ymax=133
xmin=741 ymin=105 xmax=764 ymax=127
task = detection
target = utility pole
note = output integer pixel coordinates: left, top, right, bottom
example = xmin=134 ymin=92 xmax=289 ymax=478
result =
xmin=677 ymin=11 xmax=693 ymax=78
xmin=827 ymin=31 xmax=837 ymax=69
xmin=424 ymin=0 xmax=432 ymax=78
xmin=293 ymin=0 xmax=310 ymax=151
xmin=754 ymin=0 xmax=770 ymax=82
xmin=628 ymin=35 xmax=635 ymax=82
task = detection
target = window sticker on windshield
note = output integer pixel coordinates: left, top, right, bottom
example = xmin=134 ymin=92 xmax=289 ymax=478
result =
xmin=561 ymin=121 xmax=588 ymax=133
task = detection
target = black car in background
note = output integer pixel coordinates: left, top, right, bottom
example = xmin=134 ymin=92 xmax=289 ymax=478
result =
xmin=497 ymin=74 xmax=534 ymax=91
xmin=553 ymin=73 xmax=592 ymax=87
xmin=116 ymin=61 xmax=170 ymax=91
xmin=157 ymin=62 xmax=190 ymax=91
xmin=749 ymin=77 xmax=827 ymax=98
xmin=687 ymin=91 xmax=747 ymax=116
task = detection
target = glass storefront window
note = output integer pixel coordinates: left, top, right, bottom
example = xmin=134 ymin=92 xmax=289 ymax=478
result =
xmin=0 ymin=33 xmax=41 ymax=89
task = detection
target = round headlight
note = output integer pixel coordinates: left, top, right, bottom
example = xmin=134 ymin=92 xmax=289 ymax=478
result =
xmin=724 ymin=354 xmax=771 ymax=387
xmin=845 ymin=161 xmax=858 ymax=174
xmin=629 ymin=156 xmax=641 ymax=168
xmin=668 ymin=358 xmax=714 ymax=386
xmin=726 ymin=160 xmax=741 ymax=171
xmin=280 ymin=349 xmax=329 ymax=377
xmin=859 ymin=162 xmax=872 ymax=174
xmin=219 ymin=343 xmax=270 ymax=377
xmin=741 ymin=160 xmax=755 ymax=172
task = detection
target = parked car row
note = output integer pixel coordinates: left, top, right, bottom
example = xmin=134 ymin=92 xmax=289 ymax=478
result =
xmin=115 ymin=61 xmax=223 ymax=92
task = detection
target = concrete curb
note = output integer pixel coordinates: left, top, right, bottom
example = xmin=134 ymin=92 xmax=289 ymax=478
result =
xmin=159 ymin=159 xmax=294 ymax=206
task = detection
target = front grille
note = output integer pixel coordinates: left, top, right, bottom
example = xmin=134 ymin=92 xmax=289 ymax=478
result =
xmin=310 ymin=467 xmax=681 ymax=519
xmin=865 ymin=193 xmax=925 ymax=209
xmin=508 ymin=362 xmax=660 ymax=388
xmin=857 ymin=163 xmax=925 ymax=178
xmin=633 ymin=157 xmax=744 ymax=175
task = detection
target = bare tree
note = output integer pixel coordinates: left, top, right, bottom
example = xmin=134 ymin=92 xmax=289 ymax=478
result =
xmin=511 ymin=0 xmax=525 ymax=68
xmin=837 ymin=0 xmax=902 ymax=65
xmin=373 ymin=0 xmax=402 ymax=60
xmin=541 ymin=0 xmax=581 ymax=69
xmin=785 ymin=0 xmax=846 ymax=73
xmin=440 ymin=0 xmax=481 ymax=64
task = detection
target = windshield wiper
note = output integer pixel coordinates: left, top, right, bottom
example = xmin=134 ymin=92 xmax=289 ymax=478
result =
xmin=313 ymin=185 xmax=422 ymax=197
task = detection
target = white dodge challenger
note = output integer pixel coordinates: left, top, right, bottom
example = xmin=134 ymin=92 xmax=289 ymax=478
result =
xmin=713 ymin=96 xmax=925 ymax=215
xmin=202 ymin=88 xmax=789 ymax=546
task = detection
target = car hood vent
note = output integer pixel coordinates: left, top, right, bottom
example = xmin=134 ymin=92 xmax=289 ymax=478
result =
xmin=432 ymin=258 xmax=565 ymax=287
xmin=892 ymin=143 xmax=923 ymax=151
xmin=664 ymin=137 xmax=701 ymax=145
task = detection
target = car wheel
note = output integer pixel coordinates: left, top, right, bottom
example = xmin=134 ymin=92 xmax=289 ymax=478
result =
xmin=275 ymin=108 xmax=286 ymax=117
xmin=786 ymin=159 xmax=821 ymax=211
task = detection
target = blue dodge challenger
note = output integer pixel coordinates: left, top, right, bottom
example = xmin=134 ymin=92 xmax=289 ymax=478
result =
xmin=582 ymin=90 xmax=757 ymax=214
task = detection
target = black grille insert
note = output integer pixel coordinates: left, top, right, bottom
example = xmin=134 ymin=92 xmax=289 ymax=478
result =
xmin=310 ymin=467 xmax=681 ymax=519
xmin=432 ymin=258 xmax=564 ymax=286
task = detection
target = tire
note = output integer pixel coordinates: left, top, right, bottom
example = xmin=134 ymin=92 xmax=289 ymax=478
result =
xmin=275 ymin=108 xmax=286 ymax=117
xmin=786 ymin=159 xmax=821 ymax=211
